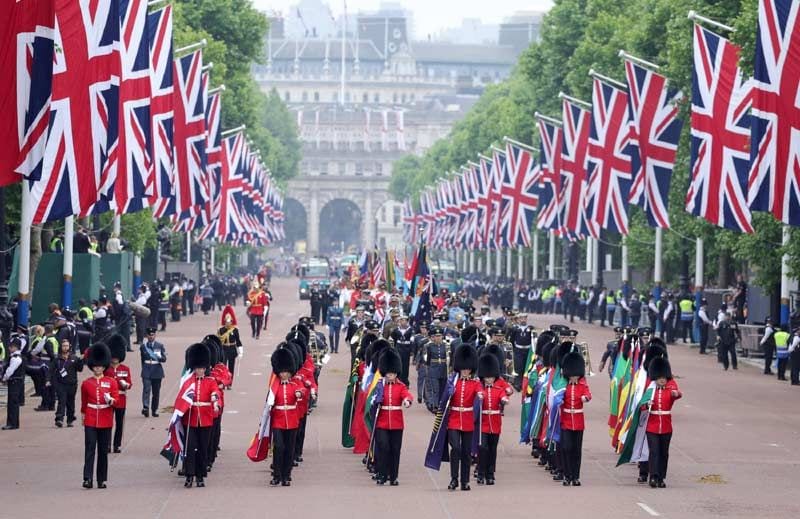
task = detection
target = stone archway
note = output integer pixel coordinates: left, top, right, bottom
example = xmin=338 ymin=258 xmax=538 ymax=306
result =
xmin=282 ymin=198 xmax=307 ymax=251
xmin=318 ymin=198 xmax=363 ymax=254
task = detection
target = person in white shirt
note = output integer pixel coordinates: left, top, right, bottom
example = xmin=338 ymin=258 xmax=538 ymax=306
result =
xmin=698 ymin=299 xmax=713 ymax=355
xmin=759 ymin=316 xmax=776 ymax=375
xmin=106 ymin=233 xmax=122 ymax=253
xmin=2 ymin=339 xmax=25 ymax=430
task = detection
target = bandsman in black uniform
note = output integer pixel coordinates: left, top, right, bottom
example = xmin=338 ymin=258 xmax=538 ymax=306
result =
xmin=346 ymin=306 xmax=367 ymax=365
xmin=599 ymin=327 xmax=624 ymax=378
xmin=425 ymin=326 xmax=448 ymax=413
xmin=390 ymin=315 xmax=414 ymax=386
xmin=413 ymin=322 xmax=430 ymax=405
xmin=486 ymin=327 xmax=512 ymax=382
xmin=509 ymin=316 xmax=534 ymax=391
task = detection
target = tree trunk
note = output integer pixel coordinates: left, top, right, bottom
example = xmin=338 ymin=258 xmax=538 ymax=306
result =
xmin=29 ymin=225 xmax=42 ymax=299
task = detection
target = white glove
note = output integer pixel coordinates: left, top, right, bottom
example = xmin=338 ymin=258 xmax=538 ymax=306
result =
xmin=237 ymin=346 xmax=243 ymax=358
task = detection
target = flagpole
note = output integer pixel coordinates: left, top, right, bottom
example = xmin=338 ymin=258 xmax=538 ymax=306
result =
xmin=210 ymin=245 xmax=216 ymax=276
xmin=694 ymin=237 xmax=704 ymax=339
xmin=62 ymin=216 xmax=74 ymax=310
xmin=548 ymin=231 xmax=556 ymax=280
xmin=653 ymin=228 xmax=663 ymax=301
xmin=588 ymin=69 xmax=627 ymax=90
xmin=780 ymin=226 xmax=791 ymax=328
xmin=186 ymin=231 xmax=192 ymax=263
xmin=133 ymin=254 xmax=142 ymax=294
xmin=485 ymin=249 xmax=491 ymax=277
xmin=532 ymin=230 xmax=539 ymax=281
xmin=687 ymin=10 xmax=735 ymax=32
xmin=175 ymin=39 xmax=207 ymax=57
xmin=17 ymin=186 xmax=32 ymax=326
xmin=591 ymin=238 xmax=599 ymax=288
xmin=506 ymin=249 xmax=512 ymax=280
xmin=517 ymin=246 xmax=523 ymax=281
xmin=469 ymin=250 xmax=475 ymax=274
xmin=495 ymin=248 xmax=502 ymax=279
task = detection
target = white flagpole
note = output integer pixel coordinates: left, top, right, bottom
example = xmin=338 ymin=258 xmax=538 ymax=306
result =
xmin=17 ymin=186 xmax=32 ymax=325
xmin=62 ymin=216 xmax=74 ymax=309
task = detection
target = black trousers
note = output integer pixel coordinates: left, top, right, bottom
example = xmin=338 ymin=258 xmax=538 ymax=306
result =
xmin=398 ymin=347 xmax=412 ymax=386
xmin=630 ymin=315 xmax=641 ymax=328
xmin=764 ymin=345 xmax=775 ymax=374
xmin=329 ymin=329 xmax=340 ymax=353
xmin=718 ymin=342 xmax=738 ymax=370
xmin=790 ymin=350 xmax=800 ymax=384
xmin=665 ymin=317 xmax=675 ymax=343
xmin=375 ymin=428 xmax=403 ymax=481
xmin=681 ymin=319 xmax=692 ymax=342
xmin=83 ymin=426 xmax=111 ymax=482
xmin=184 ymin=426 xmax=211 ymax=478
xmin=447 ymin=429 xmax=473 ymax=484
xmin=646 ymin=432 xmax=672 ymax=480
xmin=699 ymin=325 xmax=709 ymax=353
xmin=294 ymin=416 xmax=307 ymax=458
xmin=208 ymin=416 xmax=222 ymax=467
xmin=310 ymin=303 xmax=321 ymax=324
xmin=606 ymin=308 xmax=615 ymax=326
xmin=777 ymin=356 xmax=789 ymax=380
xmin=41 ymin=381 xmax=55 ymax=409
xmin=272 ymin=428 xmax=297 ymax=482
xmin=54 ymin=383 xmax=78 ymax=423
xmin=561 ymin=429 xmax=584 ymax=481
xmin=250 ymin=315 xmax=263 ymax=338
xmin=478 ymin=432 xmax=499 ymax=478
xmin=513 ymin=347 xmax=529 ymax=390
xmin=6 ymin=378 xmax=23 ymax=428
xmin=224 ymin=347 xmax=237 ymax=382
xmin=141 ymin=377 xmax=162 ymax=411
xmin=112 ymin=408 xmax=125 ymax=449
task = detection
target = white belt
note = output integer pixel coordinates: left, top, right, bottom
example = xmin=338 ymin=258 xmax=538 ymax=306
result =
xmin=87 ymin=403 xmax=110 ymax=410
xmin=191 ymin=402 xmax=211 ymax=407
xmin=144 ymin=360 xmax=160 ymax=365
xmin=562 ymin=408 xmax=583 ymax=414
xmin=451 ymin=406 xmax=472 ymax=412
xmin=119 ymin=390 xmax=126 ymax=394
xmin=381 ymin=405 xmax=403 ymax=411
xmin=274 ymin=405 xmax=296 ymax=411
xmin=481 ymin=410 xmax=501 ymax=415
xmin=650 ymin=410 xmax=671 ymax=415
xmin=514 ymin=344 xmax=531 ymax=349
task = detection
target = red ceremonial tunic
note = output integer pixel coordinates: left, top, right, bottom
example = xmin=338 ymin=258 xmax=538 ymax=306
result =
xmin=560 ymin=380 xmax=592 ymax=431
xmin=376 ymin=380 xmax=413 ymax=430
xmin=248 ymin=291 xmax=268 ymax=316
xmin=81 ymin=376 xmax=120 ymax=428
xmin=104 ymin=364 xmax=132 ymax=409
xmin=292 ymin=373 xmax=312 ymax=417
xmin=179 ymin=375 xmax=221 ymax=428
xmin=480 ymin=382 xmax=510 ymax=434
xmin=645 ymin=380 xmax=681 ymax=434
xmin=447 ymin=378 xmax=483 ymax=432
xmin=351 ymin=363 xmax=371 ymax=454
xmin=271 ymin=379 xmax=302 ymax=430
xmin=211 ymin=363 xmax=233 ymax=416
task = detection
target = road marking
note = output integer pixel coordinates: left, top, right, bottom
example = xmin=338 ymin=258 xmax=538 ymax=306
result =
xmin=237 ymin=391 xmax=248 ymax=395
xmin=250 ymin=372 xmax=263 ymax=376
xmin=637 ymin=502 xmax=660 ymax=516
xmin=225 ymin=410 xmax=239 ymax=414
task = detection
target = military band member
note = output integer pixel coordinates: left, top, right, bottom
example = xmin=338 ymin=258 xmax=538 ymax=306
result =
xmin=374 ymin=349 xmax=413 ymax=486
xmin=346 ymin=306 xmax=367 ymax=365
xmin=140 ymin=327 xmax=166 ymax=418
xmin=178 ymin=343 xmax=221 ymax=488
xmin=477 ymin=353 xmax=511 ymax=486
xmin=560 ymin=351 xmax=591 ymax=486
xmin=81 ymin=344 xmax=119 ymax=488
xmin=391 ymin=315 xmax=415 ymax=386
xmin=446 ymin=345 xmax=483 ymax=491
xmin=509 ymin=317 xmax=533 ymax=390
xmin=246 ymin=282 xmax=268 ymax=339
xmin=599 ymin=327 xmax=624 ymax=378
xmin=413 ymin=322 xmax=430 ymax=404
xmin=270 ymin=346 xmax=303 ymax=487
xmin=425 ymin=326 xmax=448 ymax=413
xmin=218 ymin=306 xmax=243 ymax=387
xmin=645 ymin=357 xmax=682 ymax=488
xmin=104 ymin=335 xmax=130 ymax=452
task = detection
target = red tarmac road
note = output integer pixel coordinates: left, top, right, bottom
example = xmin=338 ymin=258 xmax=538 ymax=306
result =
xmin=2 ymin=277 xmax=799 ymax=518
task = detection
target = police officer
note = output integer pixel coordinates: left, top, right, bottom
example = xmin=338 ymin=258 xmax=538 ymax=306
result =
xmin=678 ymin=294 xmax=695 ymax=343
xmin=140 ymin=327 xmax=167 ymax=417
xmin=788 ymin=327 xmax=800 ymax=385
xmin=326 ymin=298 xmax=344 ymax=354
xmin=35 ymin=325 xmax=59 ymax=412
xmin=390 ymin=315 xmax=414 ymax=386
xmin=2 ymin=338 xmax=26 ymax=430
xmin=774 ymin=325 xmax=791 ymax=381
xmin=759 ymin=317 xmax=776 ymax=375
xmin=425 ymin=326 xmax=448 ymax=413
xmin=697 ymin=299 xmax=713 ymax=355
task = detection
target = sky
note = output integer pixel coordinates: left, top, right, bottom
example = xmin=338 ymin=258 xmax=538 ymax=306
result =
xmin=251 ymin=0 xmax=553 ymax=40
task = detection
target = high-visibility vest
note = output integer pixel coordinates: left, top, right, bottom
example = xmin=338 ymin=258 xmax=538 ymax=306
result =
xmin=50 ymin=237 xmax=62 ymax=252
xmin=79 ymin=306 xmax=94 ymax=321
xmin=606 ymin=295 xmax=616 ymax=307
xmin=679 ymin=299 xmax=694 ymax=320
xmin=45 ymin=337 xmax=59 ymax=357
xmin=0 ymin=341 xmax=5 ymax=362
xmin=775 ymin=330 xmax=790 ymax=358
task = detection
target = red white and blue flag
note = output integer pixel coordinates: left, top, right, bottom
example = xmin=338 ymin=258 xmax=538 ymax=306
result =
xmin=475 ymin=156 xmax=493 ymax=249
xmin=489 ymin=150 xmax=505 ymax=248
xmin=747 ymin=0 xmax=800 ymax=226
xmin=499 ymin=141 xmax=540 ymax=247
xmin=585 ymin=78 xmax=633 ymax=236
xmin=148 ymin=5 xmax=175 ymax=218
xmin=624 ymin=59 xmax=684 ymax=229
xmin=536 ymin=118 xmax=563 ymax=233
xmin=559 ymin=98 xmax=592 ymax=239
xmin=687 ymin=24 xmax=754 ymax=233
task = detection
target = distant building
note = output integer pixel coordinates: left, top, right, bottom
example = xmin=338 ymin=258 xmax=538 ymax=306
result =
xmin=499 ymin=11 xmax=545 ymax=54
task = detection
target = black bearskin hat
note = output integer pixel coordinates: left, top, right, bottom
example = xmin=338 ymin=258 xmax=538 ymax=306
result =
xmin=378 ymin=348 xmax=402 ymax=375
xmin=460 ymin=325 xmax=478 ymax=343
xmin=478 ymin=353 xmax=501 ymax=379
xmin=368 ymin=338 xmax=391 ymax=367
xmin=186 ymin=343 xmax=211 ymax=370
xmin=643 ymin=341 xmax=668 ymax=371
xmin=271 ymin=346 xmax=296 ymax=374
xmin=285 ymin=341 xmax=303 ymax=372
xmin=202 ymin=334 xmax=223 ymax=366
xmin=557 ymin=341 xmax=576 ymax=367
xmin=483 ymin=343 xmax=506 ymax=377
xmin=87 ymin=343 xmax=111 ymax=369
xmin=107 ymin=334 xmax=127 ymax=363
xmin=540 ymin=341 xmax=555 ymax=368
xmin=536 ymin=330 xmax=557 ymax=357
xmin=454 ymin=344 xmax=478 ymax=373
xmin=648 ymin=356 xmax=672 ymax=380
xmin=561 ymin=351 xmax=585 ymax=378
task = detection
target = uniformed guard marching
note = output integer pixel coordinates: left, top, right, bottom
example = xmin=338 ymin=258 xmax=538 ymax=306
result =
xmin=269 ymin=346 xmax=303 ymax=487
xmin=446 ymin=345 xmax=483 ymax=491
xmin=81 ymin=344 xmax=119 ymax=488
xmin=425 ymin=326 xmax=448 ymax=413
xmin=390 ymin=315 xmax=414 ymax=386
xmin=373 ymin=348 xmax=413 ymax=486
xmin=645 ymin=357 xmax=682 ymax=488
xmin=218 ymin=305 xmax=243 ymax=387
xmin=140 ymin=327 xmax=167 ymax=418
xmin=560 ymin=351 xmax=591 ymax=486
xmin=476 ymin=353 xmax=512 ymax=486
xmin=326 ymin=299 xmax=344 ymax=354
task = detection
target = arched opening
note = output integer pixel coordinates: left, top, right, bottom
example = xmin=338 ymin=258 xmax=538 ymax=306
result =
xmin=319 ymin=198 xmax=362 ymax=254
xmin=282 ymin=198 xmax=307 ymax=252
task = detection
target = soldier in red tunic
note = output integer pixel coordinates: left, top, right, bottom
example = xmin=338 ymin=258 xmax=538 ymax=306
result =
xmin=105 ymin=335 xmax=132 ymax=453
xmin=560 ymin=350 xmax=591 ymax=486
xmin=178 ymin=343 xmax=221 ymax=488
xmin=374 ymin=349 xmax=413 ymax=486
xmin=476 ymin=353 xmax=512 ymax=486
xmin=645 ymin=356 xmax=681 ymax=488
xmin=270 ymin=346 xmax=303 ymax=487
xmin=81 ymin=344 xmax=119 ymax=489
xmin=446 ymin=345 xmax=483 ymax=491
xmin=203 ymin=335 xmax=232 ymax=472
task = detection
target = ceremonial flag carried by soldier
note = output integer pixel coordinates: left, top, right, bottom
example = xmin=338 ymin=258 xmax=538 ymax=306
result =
xmin=246 ymin=373 xmax=277 ymax=462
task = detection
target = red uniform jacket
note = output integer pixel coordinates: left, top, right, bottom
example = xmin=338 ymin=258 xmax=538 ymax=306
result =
xmin=81 ymin=376 xmax=120 ymax=428
xmin=211 ymin=363 xmax=233 ymax=416
xmin=376 ymin=380 xmax=413 ymax=430
xmin=292 ymin=373 xmax=312 ymax=417
xmin=560 ymin=380 xmax=592 ymax=431
xmin=179 ymin=375 xmax=221 ymax=428
xmin=645 ymin=380 xmax=681 ymax=434
xmin=248 ymin=291 xmax=268 ymax=316
xmin=481 ymin=382 xmax=510 ymax=434
xmin=271 ymin=379 xmax=302 ymax=430
xmin=447 ymin=378 xmax=483 ymax=432
xmin=104 ymin=364 xmax=132 ymax=409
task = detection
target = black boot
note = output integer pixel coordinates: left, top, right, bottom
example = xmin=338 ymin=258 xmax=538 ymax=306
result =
xmin=82 ymin=480 xmax=93 ymax=489
xmin=447 ymin=478 xmax=458 ymax=490
xmin=184 ymin=476 xmax=194 ymax=488
xmin=460 ymin=483 xmax=471 ymax=491
xmin=270 ymin=477 xmax=280 ymax=486
xmin=195 ymin=477 xmax=205 ymax=488
xmin=649 ymin=477 xmax=657 ymax=488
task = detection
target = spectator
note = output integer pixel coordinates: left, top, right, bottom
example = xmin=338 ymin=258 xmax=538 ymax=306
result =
xmin=106 ymin=232 xmax=122 ymax=253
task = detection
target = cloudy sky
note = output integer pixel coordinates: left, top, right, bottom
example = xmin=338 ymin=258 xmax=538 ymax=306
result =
xmin=251 ymin=0 xmax=553 ymax=39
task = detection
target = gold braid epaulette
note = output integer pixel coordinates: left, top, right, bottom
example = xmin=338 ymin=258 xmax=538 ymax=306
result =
xmin=219 ymin=327 xmax=236 ymax=346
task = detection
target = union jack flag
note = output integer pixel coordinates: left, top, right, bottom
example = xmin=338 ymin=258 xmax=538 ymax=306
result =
xmin=209 ymin=133 xmax=246 ymax=240
xmin=536 ymin=118 xmax=563 ymax=233
xmin=402 ymin=200 xmax=421 ymax=243
xmin=475 ymin=156 xmax=493 ymax=249
xmin=27 ymin=1 xmax=120 ymax=224
xmin=585 ymin=78 xmax=633 ymax=236
xmin=624 ymin=58 xmax=684 ymax=228
xmin=463 ymin=165 xmax=480 ymax=250
xmin=489 ymin=150 xmax=505 ymax=248
xmin=148 ymin=5 xmax=175 ymax=218
xmin=559 ymin=98 xmax=592 ymax=239
xmin=172 ymin=49 xmax=208 ymax=218
xmin=747 ymin=0 xmax=800 ymax=225
xmin=499 ymin=141 xmax=540 ymax=247
xmin=687 ymin=24 xmax=754 ymax=233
